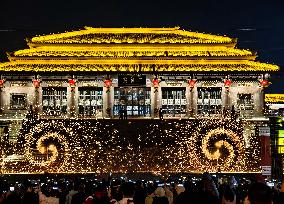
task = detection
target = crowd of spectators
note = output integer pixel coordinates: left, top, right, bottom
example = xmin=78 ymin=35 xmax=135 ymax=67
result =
xmin=0 ymin=172 xmax=283 ymax=204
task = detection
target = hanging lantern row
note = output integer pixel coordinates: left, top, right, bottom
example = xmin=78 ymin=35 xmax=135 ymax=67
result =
xmin=104 ymin=79 xmax=112 ymax=93
xmin=27 ymin=76 xmax=271 ymax=92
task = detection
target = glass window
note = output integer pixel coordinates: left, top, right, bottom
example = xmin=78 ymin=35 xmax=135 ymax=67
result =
xmin=237 ymin=93 xmax=254 ymax=118
xmin=197 ymin=87 xmax=222 ymax=115
xmin=42 ymin=87 xmax=67 ymax=116
xmin=161 ymin=87 xmax=186 ymax=117
xmin=113 ymin=87 xmax=151 ymax=117
xmin=237 ymin=94 xmax=253 ymax=110
xmin=10 ymin=93 xmax=27 ymax=110
xmin=78 ymin=87 xmax=103 ymax=117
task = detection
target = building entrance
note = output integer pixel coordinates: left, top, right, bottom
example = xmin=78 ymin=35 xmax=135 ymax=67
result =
xmin=113 ymin=87 xmax=151 ymax=117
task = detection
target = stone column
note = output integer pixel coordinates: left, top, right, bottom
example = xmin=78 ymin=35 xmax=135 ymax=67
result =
xmin=152 ymin=86 xmax=161 ymax=118
xmin=103 ymin=79 xmax=112 ymax=118
xmin=190 ymin=88 xmax=196 ymax=117
xmin=69 ymin=88 xmax=76 ymax=118
xmin=34 ymin=87 xmax=40 ymax=116
xmin=104 ymin=87 xmax=112 ymax=118
xmin=259 ymin=88 xmax=264 ymax=117
xmin=68 ymin=78 xmax=76 ymax=118
xmin=188 ymin=79 xmax=197 ymax=117
xmin=0 ymin=79 xmax=4 ymax=113
xmin=0 ymin=89 xmax=2 ymax=113
xmin=226 ymin=89 xmax=230 ymax=111
xmin=32 ymin=79 xmax=41 ymax=118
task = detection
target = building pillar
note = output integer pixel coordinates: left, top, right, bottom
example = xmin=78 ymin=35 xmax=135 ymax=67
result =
xmin=0 ymin=89 xmax=2 ymax=113
xmin=69 ymin=88 xmax=76 ymax=118
xmin=103 ymin=87 xmax=112 ymax=118
xmin=186 ymin=87 xmax=193 ymax=117
xmin=153 ymin=87 xmax=159 ymax=118
xmin=103 ymin=79 xmax=112 ymax=118
xmin=0 ymin=79 xmax=4 ymax=113
xmin=151 ymin=77 xmax=160 ymax=119
xmin=224 ymin=88 xmax=230 ymax=116
xmin=259 ymin=89 xmax=265 ymax=117
xmin=224 ymin=79 xmax=232 ymax=116
xmin=68 ymin=78 xmax=77 ymax=118
xmin=34 ymin=88 xmax=40 ymax=116
xmin=186 ymin=87 xmax=190 ymax=117
xmin=32 ymin=78 xmax=41 ymax=117
xmin=74 ymin=86 xmax=79 ymax=116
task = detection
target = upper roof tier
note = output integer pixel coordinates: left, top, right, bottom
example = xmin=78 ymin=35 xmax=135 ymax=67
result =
xmin=0 ymin=27 xmax=279 ymax=72
xmin=29 ymin=27 xmax=235 ymax=45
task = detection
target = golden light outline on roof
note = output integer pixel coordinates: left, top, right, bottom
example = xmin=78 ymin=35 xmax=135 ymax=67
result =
xmin=265 ymin=94 xmax=284 ymax=103
xmin=30 ymin=27 xmax=234 ymax=44
xmin=0 ymin=27 xmax=279 ymax=73
xmin=0 ymin=61 xmax=279 ymax=72
xmin=13 ymin=48 xmax=253 ymax=58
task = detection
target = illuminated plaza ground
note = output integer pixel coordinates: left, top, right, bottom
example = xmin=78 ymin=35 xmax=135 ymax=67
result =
xmin=0 ymin=117 xmax=262 ymax=174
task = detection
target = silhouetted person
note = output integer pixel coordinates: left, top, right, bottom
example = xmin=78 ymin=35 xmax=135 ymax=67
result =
xmin=119 ymin=108 xmax=124 ymax=120
xmin=71 ymin=184 xmax=86 ymax=204
xmin=221 ymin=185 xmax=236 ymax=204
xmin=118 ymin=182 xmax=135 ymax=204
xmin=134 ymin=180 xmax=146 ymax=204
xmin=123 ymin=109 xmax=127 ymax=120
xmin=244 ymin=182 xmax=273 ymax=204
xmin=22 ymin=184 xmax=39 ymax=204
xmin=153 ymin=187 xmax=169 ymax=204
xmin=4 ymin=188 xmax=22 ymax=204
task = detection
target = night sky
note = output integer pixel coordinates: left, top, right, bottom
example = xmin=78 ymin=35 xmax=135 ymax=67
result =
xmin=0 ymin=0 xmax=283 ymax=93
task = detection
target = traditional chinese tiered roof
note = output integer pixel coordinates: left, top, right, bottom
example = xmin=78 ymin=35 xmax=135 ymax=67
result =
xmin=0 ymin=27 xmax=279 ymax=72
xmin=265 ymin=94 xmax=284 ymax=104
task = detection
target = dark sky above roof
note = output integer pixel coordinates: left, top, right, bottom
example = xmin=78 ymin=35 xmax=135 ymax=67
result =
xmin=0 ymin=0 xmax=283 ymax=93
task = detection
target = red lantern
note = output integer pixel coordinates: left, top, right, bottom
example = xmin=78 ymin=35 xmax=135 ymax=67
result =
xmin=152 ymin=78 xmax=159 ymax=87
xmin=104 ymin=79 xmax=112 ymax=88
xmin=68 ymin=79 xmax=76 ymax=88
xmin=32 ymin=79 xmax=40 ymax=88
xmin=188 ymin=79 xmax=197 ymax=88
xmin=260 ymin=79 xmax=269 ymax=87
xmin=0 ymin=79 xmax=5 ymax=88
xmin=224 ymin=79 xmax=232 ymax=88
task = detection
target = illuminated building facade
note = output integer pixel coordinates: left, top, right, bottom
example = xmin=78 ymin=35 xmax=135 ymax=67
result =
xmin=0 ymin=27 xmax=280 ymax=174
xmin=265 ymin=94 xmax=284 ymax=177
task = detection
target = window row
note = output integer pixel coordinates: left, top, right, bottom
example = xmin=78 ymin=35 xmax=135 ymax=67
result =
xmin=8 ymin=87 xmax=255 ymax=117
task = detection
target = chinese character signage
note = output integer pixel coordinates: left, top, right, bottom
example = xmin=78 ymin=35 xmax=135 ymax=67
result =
xmin=118 ymin=75 xmax=146 ymax=87
xmin=259 ymin=127 xmax=270 ymax=137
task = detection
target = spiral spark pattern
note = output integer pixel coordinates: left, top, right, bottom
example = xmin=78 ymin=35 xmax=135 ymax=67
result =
xmin=24 ymin=122 xmax=71 ymax=171
xmin=185 ymin=118 xmax=247 ymax=172
xmin=201 ymin=128 xmax=243 ymax=168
